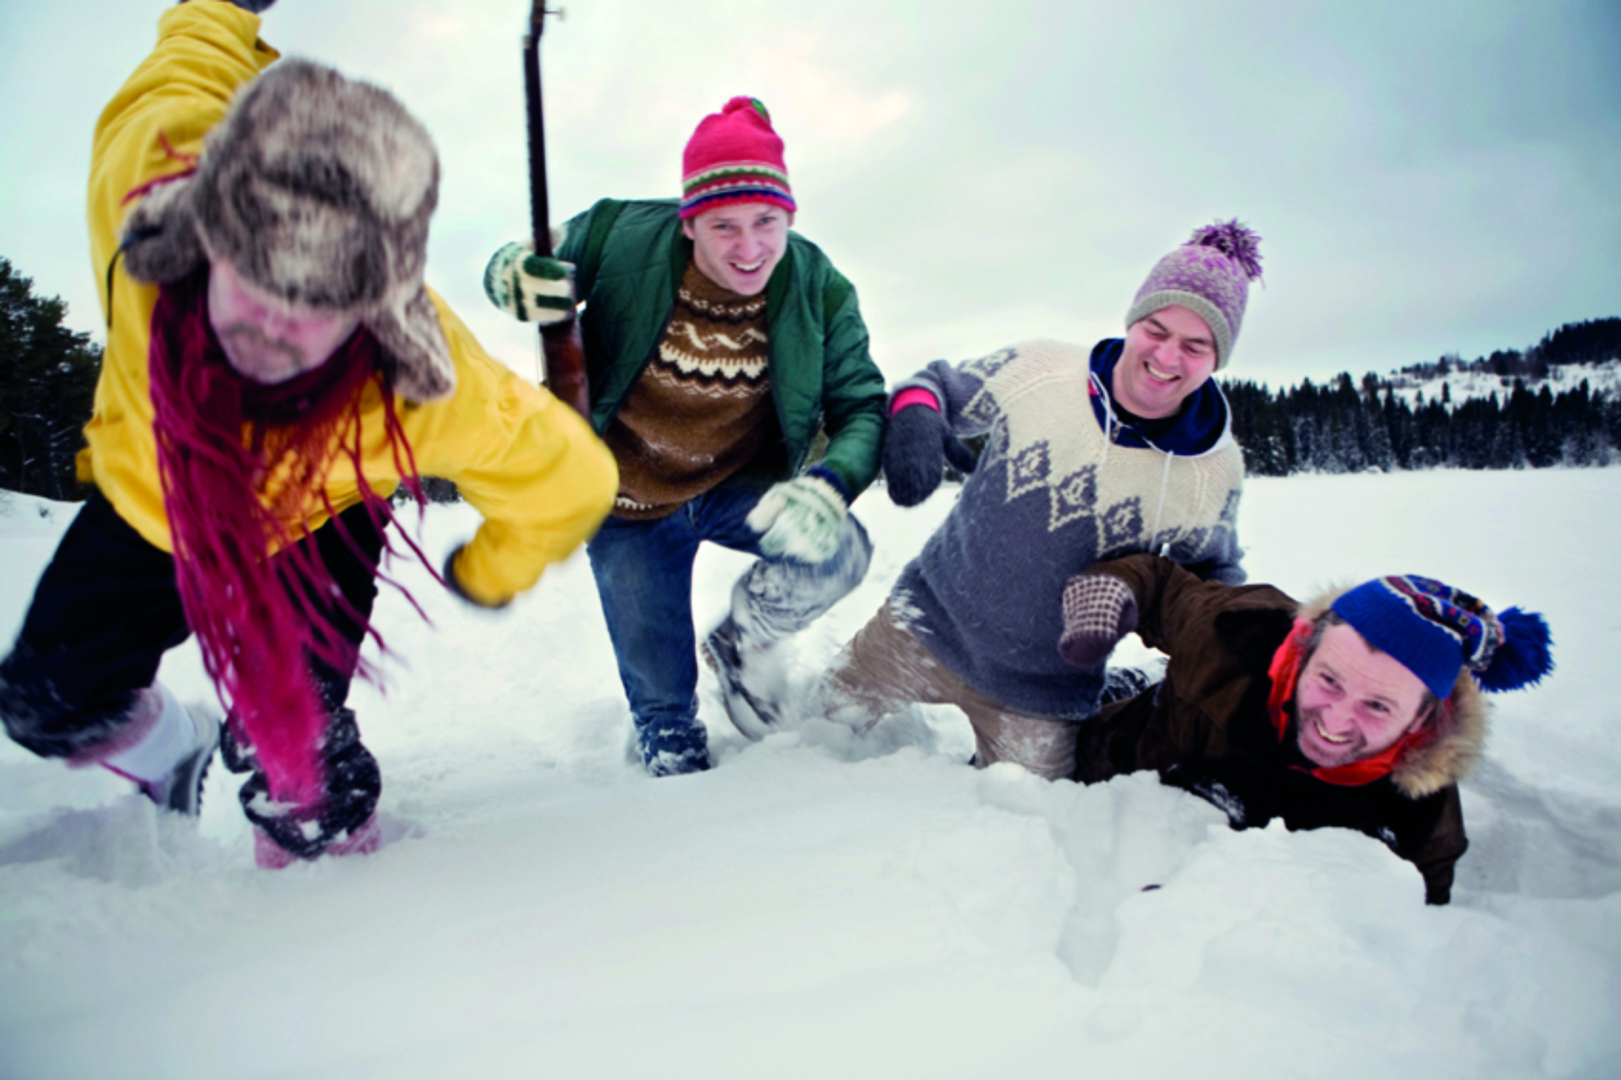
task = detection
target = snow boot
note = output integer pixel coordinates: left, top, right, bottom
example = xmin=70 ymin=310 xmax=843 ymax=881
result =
xmin=102 ymin=685 xmax=220 ymax=817
xmin=636 ymin=716 xmax=712 ymax=777
xmin=702 ymin=617 xmax=783 ymax=741
xmin=1101 ymin=665 xmax=1158 ymax=706
xmin=254 ymin=812 xmax=381 ymax=869
xmin=140 ymin=714 xmax=220 ymax=817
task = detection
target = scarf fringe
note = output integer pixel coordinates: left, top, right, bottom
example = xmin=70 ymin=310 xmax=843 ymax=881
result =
xmin=149 ymin=268 xmax=431 ymax=805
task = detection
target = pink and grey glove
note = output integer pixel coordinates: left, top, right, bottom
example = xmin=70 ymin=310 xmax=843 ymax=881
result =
xmin=747 ymin=467 xmax=850 ymax=563
xmin=483 ymin=241 xmax=577 ymax=326
xmin=1058 ymin=574 xmax=1139 ymax=668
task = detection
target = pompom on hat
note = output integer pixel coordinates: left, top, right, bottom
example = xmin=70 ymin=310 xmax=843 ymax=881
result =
xmin=1125 ymin=220 xmax=1263 ymax=371
xmin=1331 ymin=575 xmax=1554 ymax=700
xmin=117 ymin=59 xmax=454 ymax=403
xmin=680 ymin=96 xmax=796 ymax=220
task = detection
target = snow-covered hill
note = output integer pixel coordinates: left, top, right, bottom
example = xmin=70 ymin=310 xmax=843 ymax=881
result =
xmin=1387 ymin=358 xmax=1621 ymax=408
xmin=2 ymin=470 xmax=1618 ymax=1079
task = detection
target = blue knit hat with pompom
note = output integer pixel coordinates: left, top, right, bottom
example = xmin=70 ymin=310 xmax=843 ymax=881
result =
xmin=1331 ymin=575 xmax=1554 ymax=699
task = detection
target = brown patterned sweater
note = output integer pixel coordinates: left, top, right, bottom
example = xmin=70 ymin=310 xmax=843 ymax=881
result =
xmin=604 ymin=261 xmax=776 ymax=520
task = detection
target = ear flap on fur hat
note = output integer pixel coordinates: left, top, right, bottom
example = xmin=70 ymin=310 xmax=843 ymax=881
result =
xmin=370 ymin=286 xmax=454 ymax=402
xmin=120 ymin=175 xmax=207 ymax=286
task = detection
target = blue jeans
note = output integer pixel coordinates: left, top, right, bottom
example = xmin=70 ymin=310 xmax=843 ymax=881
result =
xmin=586 ymin=483 xmax=872 ymax=734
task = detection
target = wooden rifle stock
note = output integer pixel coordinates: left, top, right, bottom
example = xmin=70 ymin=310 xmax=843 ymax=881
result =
xmin=525 ymin=2 xmax=590 ymax=420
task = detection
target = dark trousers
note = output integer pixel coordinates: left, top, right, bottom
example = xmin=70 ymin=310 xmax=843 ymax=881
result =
xmin=0 ymin=491 xmax=384 ymax=855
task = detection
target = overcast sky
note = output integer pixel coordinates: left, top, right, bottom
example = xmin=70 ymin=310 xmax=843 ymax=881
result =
xmin=2 ymin=0 xmax=1617 ymax=390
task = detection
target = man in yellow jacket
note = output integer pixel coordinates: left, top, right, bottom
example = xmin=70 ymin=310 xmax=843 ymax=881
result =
xmin=0 ymin=0 xmax=616 ymax=867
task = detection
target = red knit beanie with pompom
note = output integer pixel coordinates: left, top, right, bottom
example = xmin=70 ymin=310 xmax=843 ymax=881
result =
xmin=680 ymin=96 xmax=795 ymax=219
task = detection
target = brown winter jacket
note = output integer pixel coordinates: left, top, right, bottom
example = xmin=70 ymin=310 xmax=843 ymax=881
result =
xmin=1072 ymin=554 xmax=1486 ymax=904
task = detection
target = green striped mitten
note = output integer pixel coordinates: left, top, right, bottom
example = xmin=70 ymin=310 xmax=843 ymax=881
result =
xmin=483 ymin=242 xmax=576 ymax=326
xmin=746 ymin=467 xmax=850 ymax=563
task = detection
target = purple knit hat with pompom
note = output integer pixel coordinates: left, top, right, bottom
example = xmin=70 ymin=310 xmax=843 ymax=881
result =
xmin=1125 ymin=220 xmax=1263 ymax=370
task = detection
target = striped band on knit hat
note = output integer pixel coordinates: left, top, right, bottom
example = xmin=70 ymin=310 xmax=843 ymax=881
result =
xmin=680 ymin=96 xmax=795 ymax=220
xmin=1125 ymin=221 xmax=1263 ymax=371
xmin=1329 ymin=575 xmax=1554 ymax=700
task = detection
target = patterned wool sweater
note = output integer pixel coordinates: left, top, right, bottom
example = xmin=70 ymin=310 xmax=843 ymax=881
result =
xmin=604 ymin=261 xmax=775 ymax=519
xmin=891 ymin=338 xmax=1245 ymax=720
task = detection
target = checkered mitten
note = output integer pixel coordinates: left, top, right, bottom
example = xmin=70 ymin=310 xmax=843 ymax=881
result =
xmin=483 ymin=241 xmax=576 ymax=325
xmin=1058 ymin=574 xmax=1139 ymax=668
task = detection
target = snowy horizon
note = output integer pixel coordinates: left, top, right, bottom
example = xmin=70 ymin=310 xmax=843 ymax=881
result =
xmin=2 ymin=467 xmax=1618 ymax=1079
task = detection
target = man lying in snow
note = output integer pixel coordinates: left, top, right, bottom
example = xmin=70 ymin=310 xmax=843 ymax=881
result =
xmin=0 ymin=0 xmax=615 ymax=866
xmin=1059 ymin=555 xmax=1553 ymax=903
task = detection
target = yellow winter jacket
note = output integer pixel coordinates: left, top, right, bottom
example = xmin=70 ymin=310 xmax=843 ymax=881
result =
xmin=81 ymin=1 xmax=616 ymax=607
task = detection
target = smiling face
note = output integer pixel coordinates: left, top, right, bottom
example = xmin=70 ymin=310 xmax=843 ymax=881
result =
xmin=681 ymin=201 xmax=792 ymax=296
xmin=206 ymin=257 xmax=361 ymax=385
xmin=1112 ymin=305 xmax=1219 ymax=420
xmin=1294 ymin=622 xmax=1433 ymax=769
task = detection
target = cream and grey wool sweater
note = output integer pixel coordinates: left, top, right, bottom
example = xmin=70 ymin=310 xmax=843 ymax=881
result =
xmin=890 ymin=338 xmax=1245 ymax=721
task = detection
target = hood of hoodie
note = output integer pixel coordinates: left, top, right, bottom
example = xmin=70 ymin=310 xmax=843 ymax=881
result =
xmin=1088 ymin=338 xmax=1233 ymax=457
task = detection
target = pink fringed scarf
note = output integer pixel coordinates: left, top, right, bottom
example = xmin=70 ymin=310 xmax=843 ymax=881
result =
xmin=147 ymin=268 xmax=429 ymax=807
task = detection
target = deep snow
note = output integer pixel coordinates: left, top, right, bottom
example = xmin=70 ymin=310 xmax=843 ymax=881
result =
xmin=1 ymin=467 xmax=1618 ymax=1080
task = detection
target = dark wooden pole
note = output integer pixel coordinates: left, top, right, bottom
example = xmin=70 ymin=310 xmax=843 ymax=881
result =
xmin=525 ymin=2 xmax=590 ymax=419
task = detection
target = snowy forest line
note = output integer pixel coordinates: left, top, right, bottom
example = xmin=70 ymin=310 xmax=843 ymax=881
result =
xmin=1223 ymin=317 xmax=1621 ymax=476
xmin=4 ymin=252 xmax=1620 ymax=500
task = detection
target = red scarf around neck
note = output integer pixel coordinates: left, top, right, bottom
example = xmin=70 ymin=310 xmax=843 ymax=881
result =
xmin=147 ymin=267 xmax=428 ymax=806
xmin=1266 ymin=617 xmax=1430 ymax=787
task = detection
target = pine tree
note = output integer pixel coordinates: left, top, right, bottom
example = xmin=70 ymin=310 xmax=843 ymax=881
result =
xmin=1 ymin=258 xmax=103 ymax=500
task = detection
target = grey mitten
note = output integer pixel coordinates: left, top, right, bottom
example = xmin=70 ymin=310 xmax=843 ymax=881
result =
xmin=1058 ymin=574 xmax=1139 ymax=668
xmin=882 ymin=399 xmax=978 ymax=507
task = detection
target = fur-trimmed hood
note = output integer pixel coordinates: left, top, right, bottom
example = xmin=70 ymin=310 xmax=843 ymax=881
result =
xmin=119 ymin=58 xmax=453 ymax=403
xmin=1297 ymin=585 xmax=1488 ymax=799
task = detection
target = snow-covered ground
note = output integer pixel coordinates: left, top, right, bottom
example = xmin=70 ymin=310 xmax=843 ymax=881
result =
xmin=2 ymin=468 xmax=1618 ymax=1080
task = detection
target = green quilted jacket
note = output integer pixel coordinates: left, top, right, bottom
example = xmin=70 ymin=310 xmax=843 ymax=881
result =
xmin=556 ymin=198 xmax=886 ymax=496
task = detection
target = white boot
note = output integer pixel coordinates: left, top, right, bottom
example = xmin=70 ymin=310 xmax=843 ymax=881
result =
xmin=102 ymin=684 xmax=220 ymax=816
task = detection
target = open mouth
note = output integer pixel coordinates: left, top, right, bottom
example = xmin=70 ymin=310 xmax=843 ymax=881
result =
xmin=1314 ymin=718 xmax=1351 ymax=744
xmin=732 ymin=260 xmax=765 ymax=274
xmin=1145 ymin=361 xmax=1178 ymax=383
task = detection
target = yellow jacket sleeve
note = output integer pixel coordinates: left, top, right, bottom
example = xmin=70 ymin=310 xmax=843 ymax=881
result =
xmin=407 ymin=299 xmax=618 ymax=607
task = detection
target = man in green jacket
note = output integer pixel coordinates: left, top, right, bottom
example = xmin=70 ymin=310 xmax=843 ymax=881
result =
xmin=487 ymin=96 xmax=886 ymax=775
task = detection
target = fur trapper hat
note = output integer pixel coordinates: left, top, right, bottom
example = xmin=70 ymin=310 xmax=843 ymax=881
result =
xmin=120 ymin=58 xmax=453 ymax=402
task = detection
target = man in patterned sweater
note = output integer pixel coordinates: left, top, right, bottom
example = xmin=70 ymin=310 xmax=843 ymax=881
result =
xmin=487 ymin=97 xmax=886 ymax=775
xmin=809 ymin=224 xmax=1265 ymax=779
